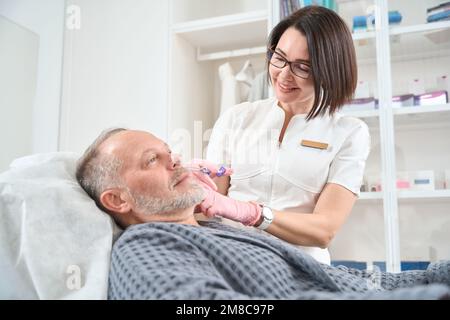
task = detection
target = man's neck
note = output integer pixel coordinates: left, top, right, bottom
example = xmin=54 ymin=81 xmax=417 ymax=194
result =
xmin=127 ymin=206 xmax=200 ymax=227
xmin=173 ymin=214 xmax=199 ymax=226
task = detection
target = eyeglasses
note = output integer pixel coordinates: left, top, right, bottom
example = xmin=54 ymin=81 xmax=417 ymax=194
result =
xmin=267 ymin=48 xmax=311 ymax=79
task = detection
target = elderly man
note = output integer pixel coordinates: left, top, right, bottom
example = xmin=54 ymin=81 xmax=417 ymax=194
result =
xmin=76 ymin=128 xmax=450 ymax=300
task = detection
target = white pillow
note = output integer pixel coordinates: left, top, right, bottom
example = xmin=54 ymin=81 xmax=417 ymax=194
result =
xmin=0 ymin=152 xmax=119 ymax=299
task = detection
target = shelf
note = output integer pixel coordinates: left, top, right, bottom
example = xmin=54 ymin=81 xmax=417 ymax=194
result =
xmin=390 ymin=21 xmax=450 ymax=36
xmin=170 ymin=12 xmax=450 ymax=63
xmin=398 ymin=189 xmax=450 ymax=200
xmin=352 ymin=31 xmax=375 ymax=41
xmin=359 ymin=190 xmax=450 ymax=201
xmin=197 ymin=46 xmax=266 ymax=61
xmin=170 ymin=0 xmax=267 ymax=24
xmin=390 ymin=23 xmax=450 ymax=63
xmin=393 ymin=104 xmax=450 ymax=129
xmin=171 ymin=10 xmax=268 ymax=54
xmin=352 ymin=22 xmax=450 ymax=64
xmin=359 ymin=192 xmax=383 ymax=200
xmin=393 ymin=103 xmax=450 ymax=116
xmin=390 ymin=48 xmax=450 ymax=64
xmin=326 ymin=104 xmax=449 ymax=131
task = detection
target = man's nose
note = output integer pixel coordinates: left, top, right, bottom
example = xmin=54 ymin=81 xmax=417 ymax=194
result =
xmin=170 ymin=153 xmax=181 ymax=169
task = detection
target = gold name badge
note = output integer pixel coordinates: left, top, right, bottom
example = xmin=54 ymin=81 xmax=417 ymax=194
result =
xmin=300 ymin=139 xmax=329 ymax=150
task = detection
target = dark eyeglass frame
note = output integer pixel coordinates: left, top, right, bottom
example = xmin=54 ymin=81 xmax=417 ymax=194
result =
xmin=267 ymin=48 xmax=311 ymax=79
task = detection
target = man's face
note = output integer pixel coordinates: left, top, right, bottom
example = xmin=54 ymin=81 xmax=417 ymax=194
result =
xmin=101 ymin=130 xmax=204 ymax=216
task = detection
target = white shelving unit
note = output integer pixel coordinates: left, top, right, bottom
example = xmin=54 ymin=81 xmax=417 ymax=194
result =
xmin=167 ymin=0 xmax=450 ymax=272
xmin=339 ymin=0 xmax=450 ymax=271
xmin=393 ymin=103 xmax=450 ymax=115
xmin=167 ymin=0 xmax=274 ymax=159
xmin=171 ymin=10 xmax=269 ymax=57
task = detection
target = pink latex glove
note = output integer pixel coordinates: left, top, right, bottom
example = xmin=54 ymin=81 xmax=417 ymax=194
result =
xmin=198 ymin=189 xmax=262 ymax=226
xmin=185 ymin=159 xmax=261 ymax=226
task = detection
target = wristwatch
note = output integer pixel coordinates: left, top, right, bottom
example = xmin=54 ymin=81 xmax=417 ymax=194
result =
xmin=256 ymin=205 xmax=274 ymax=230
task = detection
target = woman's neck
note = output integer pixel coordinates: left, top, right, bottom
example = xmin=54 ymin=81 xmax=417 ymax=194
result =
xmin=278 ymin=97 xmax=314 ymax=116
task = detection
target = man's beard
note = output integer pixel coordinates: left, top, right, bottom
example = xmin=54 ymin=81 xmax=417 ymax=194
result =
xmin=130 ymin=170 xmax=205 ymax=215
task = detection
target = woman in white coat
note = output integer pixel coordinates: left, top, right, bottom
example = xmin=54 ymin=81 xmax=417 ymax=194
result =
xmin=201 ymin=6 xmax=370 ymax=265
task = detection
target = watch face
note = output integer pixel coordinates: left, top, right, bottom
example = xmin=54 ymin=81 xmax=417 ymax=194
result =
xmin=263 ymin=207 xmax=273 ymax=221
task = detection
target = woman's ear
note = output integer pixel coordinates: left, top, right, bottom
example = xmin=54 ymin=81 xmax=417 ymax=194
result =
xmin=100 ymin=189 xmax=132 ymax=214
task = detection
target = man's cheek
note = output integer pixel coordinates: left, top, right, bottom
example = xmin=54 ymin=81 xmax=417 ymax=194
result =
xmin=132 ymin=178 xmax=163 ymax=196
xmin=145 ymin=183 xmax=166 ymax=197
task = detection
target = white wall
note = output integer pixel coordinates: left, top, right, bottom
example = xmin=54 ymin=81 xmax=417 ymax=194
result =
xmin=0 ymin=16 xmax=38 ymax=172
xmin=60 ymin=0 xmax=169 ymax=154
xmin=0 ymin=0 xmax=65 ymax=155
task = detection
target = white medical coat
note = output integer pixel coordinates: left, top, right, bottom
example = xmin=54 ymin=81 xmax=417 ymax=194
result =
xmin=206 ymin=97 xmax=371 ymax=264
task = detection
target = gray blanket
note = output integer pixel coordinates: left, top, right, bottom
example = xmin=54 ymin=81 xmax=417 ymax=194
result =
xmin=108 ymin=221 xmax=450 ymax=299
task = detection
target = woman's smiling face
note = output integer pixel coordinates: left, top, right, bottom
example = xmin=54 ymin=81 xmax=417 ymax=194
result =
xmin=269 ymin=27 xmax=315 ymax=110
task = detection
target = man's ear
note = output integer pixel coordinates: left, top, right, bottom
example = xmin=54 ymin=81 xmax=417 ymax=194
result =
xmin=100 ymin=189 xmax=132 ymax=214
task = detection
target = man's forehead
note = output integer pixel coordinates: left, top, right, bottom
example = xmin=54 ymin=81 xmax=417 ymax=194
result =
xmin=100 ymin=130 xmax=164 ymax=154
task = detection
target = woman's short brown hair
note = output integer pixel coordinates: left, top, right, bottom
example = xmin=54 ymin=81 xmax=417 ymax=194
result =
xmin=267 ymin=6 xmax=357 ymax=120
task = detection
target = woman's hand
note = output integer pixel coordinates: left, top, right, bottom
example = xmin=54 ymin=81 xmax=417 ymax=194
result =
xmin=183 ymin=159 xmax=233 ymax=191
xmin=185 ymin=159 xmax=261 ymax=226
xmin=186 ymin=159 xmax=233 ymax=178
xmin=198 ymin=189 xmax=262 ymax=226
xmin=184 ymin=158 xmax=233 ymax=192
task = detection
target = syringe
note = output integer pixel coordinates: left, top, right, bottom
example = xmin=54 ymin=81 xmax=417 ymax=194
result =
xmin=184 ymin=165 xmax=228 ymax=177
